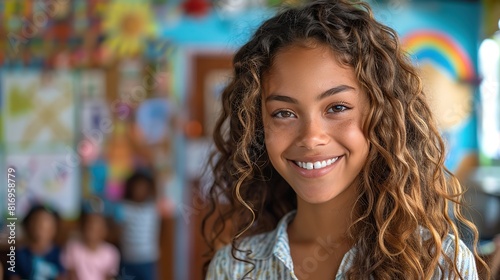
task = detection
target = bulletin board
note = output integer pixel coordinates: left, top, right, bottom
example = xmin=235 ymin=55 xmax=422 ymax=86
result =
xmin=0 ymin=70 xmax=79 ymax=219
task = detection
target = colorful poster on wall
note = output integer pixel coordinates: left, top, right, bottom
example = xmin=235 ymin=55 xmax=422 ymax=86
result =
xmin=5 ymin=153 xmax=80 ymax=219
xmin=402 ymin=29 xmax=476 ymax=173
xmin=1 ymin=71 xmax=76 ymax=151
xmin=377 ymin=1 xmax=480 ymax=172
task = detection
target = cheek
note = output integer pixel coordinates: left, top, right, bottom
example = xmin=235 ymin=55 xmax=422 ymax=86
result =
xmin=334 ymin=120 xmax=369 ymax=154
xmin=263 ymin=124 xmax=279 ymax=157
xmin=262 ymin=115 xmax=275 ymax=144
xmin=263 ymin=119 xmax=293 ymax=165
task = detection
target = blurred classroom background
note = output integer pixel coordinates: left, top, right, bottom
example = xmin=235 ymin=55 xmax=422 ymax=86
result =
xmin=0 ymin=0 xmax=500 ymax=279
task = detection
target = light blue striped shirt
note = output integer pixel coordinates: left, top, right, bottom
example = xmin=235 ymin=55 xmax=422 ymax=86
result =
xmin=207 ymin=211 xmax=478 ymax=279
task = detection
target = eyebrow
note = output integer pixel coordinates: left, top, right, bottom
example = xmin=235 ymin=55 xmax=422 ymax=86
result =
xmin=265 ymin=84 xmax=355 ymax=104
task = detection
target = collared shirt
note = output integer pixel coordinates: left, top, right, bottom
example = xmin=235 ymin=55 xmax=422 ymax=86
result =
xmin=206 ymin=211 xmax=479 ymax=279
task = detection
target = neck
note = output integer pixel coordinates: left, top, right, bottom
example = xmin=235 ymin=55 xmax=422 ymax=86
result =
xmin=84 ymin=239 xmax=100 ymax=251
xmin=288 ymin=184 xmax=359 ymax=245
xmin=29 ymin=241 xmax=52 ymax=254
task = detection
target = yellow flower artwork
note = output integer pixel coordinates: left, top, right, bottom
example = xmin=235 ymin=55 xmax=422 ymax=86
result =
xmin=103 ymin=0 xmax=158 ymax=58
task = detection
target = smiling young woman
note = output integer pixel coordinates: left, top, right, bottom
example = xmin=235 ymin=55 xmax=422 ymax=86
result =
xmin=202 ymin=0 xmax=489 ymax=279
xmin=261 ymin=43 xmax=369 ymax=278
xmin=262 ymin=43 xmax=369 ymax=207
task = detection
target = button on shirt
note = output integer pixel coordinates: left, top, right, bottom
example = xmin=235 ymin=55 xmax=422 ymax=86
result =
xmin=207 ymin=211 xmax=479 ymax=279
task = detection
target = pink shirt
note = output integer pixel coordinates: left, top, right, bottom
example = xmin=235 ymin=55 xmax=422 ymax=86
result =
xmin=63 ymin=240 xmax=120 ymax=280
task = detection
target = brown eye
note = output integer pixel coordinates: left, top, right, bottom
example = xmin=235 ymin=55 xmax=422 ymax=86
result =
xmin=327 ymin=105 xmax=348 ymax=113
xmin=272 ymin=110 xmax=297 ymax=119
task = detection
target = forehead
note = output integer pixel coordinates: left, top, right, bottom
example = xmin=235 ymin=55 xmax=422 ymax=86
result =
xmin=85 ymin=213 xmax=106 ymax=224
xmin=263 ymin=43 xmax=359 ymax=96
xmin=33 ymin=210 xmax=54 ymax=219
xmin=30 ymin=211 xmax=56 ymax=225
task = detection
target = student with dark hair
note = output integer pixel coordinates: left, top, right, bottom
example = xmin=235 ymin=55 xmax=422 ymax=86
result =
xmin=62 ymin=205 xmax=119 ymax=280
xmin=9 ymin=205 xmax=64 ymax=280
xmin=116 ymin=170 xmax=160 ymax=280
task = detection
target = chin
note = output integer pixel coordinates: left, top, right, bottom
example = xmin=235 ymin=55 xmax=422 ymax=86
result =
xmin=294 ymin=186 xmax=341 ymax=204
xmin=292 ymin=179 xmax=357 ymax=206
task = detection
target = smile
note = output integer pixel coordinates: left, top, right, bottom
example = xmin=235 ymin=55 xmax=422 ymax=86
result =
xmin=294 ymin=157 xmax=339 ymax=170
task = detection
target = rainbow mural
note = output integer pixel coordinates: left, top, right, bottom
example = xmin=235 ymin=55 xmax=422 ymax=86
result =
xmin=402 ymin=30 xmax=476 ymax=82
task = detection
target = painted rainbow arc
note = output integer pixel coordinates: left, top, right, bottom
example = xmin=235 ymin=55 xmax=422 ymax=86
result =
xmin=402 ymin=30 xmax=475 ymax=82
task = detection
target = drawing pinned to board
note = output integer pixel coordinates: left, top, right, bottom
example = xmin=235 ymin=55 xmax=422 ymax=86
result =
xmin=5 ymin=154 xmax=80 ymax=219
xmin=136 ymin=98 xmax=172 ymax=145
xmin=103 ymin=0 xmax=158 ymax=58
xmin=80 ymin=70 xmax=110 ymax=164
xmin=2 ymin=71 xmax=76 ymax=150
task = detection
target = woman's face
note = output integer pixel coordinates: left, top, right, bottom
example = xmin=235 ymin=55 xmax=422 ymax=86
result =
xmin=262 ymin=43 xmax=370 ymax=205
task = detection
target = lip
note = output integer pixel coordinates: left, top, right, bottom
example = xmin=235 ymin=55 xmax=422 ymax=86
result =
xmin=291 ymin=155 xmax=341 ymax=162
xmin=288 ymin=155 xmax=343 ymax=179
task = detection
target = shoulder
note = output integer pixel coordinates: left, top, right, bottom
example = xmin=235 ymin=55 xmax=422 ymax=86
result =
xmin=440 ymin=234 xmax=478 ymax=279
xmin=101 ymin=242 xmax=120 ymax=258
xmin=206 ymin=244 xmax=232 ymax=278
xmin=122 ymin=201 xmax=156 ymax=212
xmin=14 ymin=247 xmax=33 ymax=264
xmin=206 ymin=231 xmax=276 ymax=279
xmin=64 ymin=239 xmax=84 ymax=253
xmin=441 ymin=234 xmax=475 ymax=262
xmin=207 ymin=211 xmax=295 ymax=279
xmin=48 ymin=245 xmax=63 ymax=257
xmin=16 ymin=246 xmax=32 ymax=256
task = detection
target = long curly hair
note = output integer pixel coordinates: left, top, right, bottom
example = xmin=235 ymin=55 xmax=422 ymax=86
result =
xmin=202 ymin=0 xmax=488 ymax=279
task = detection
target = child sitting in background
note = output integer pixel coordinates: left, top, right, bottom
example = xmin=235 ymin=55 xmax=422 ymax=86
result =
xmin=116 ymin=170 xmax=161 ymax=280
xmin=63 ymin=206 xmax=119 ymax=280
xmin=9 ymin=205 xmax=64 ymax=280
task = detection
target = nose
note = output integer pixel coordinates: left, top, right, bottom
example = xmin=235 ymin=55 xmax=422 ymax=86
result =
xmin=296 ymin=117 xmax=330 ymax=150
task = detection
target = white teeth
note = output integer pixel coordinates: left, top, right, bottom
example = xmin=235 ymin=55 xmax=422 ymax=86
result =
xmin=295 ymin=157 xmax=339 ymax=170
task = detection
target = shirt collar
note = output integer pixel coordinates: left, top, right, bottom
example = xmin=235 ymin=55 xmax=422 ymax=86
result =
xmin=250 ymin=211 xmax=296 ymax=261
xmin=247 ymin=210 xmax=357 ymax=278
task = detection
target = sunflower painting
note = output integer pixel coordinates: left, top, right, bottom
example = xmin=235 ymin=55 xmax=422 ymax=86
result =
xmin=102 ymin=0 xmax=158 ymax=58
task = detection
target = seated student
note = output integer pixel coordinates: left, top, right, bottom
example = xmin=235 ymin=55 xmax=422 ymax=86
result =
xmin=9 ymin=205 xmax=64 ymax=280
xmin=63 ymin=209 xmax=120 ymax=280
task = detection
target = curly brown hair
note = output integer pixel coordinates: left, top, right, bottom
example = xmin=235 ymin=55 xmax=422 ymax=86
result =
xmin=202 ymin=0 xmax=489 ymax=279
